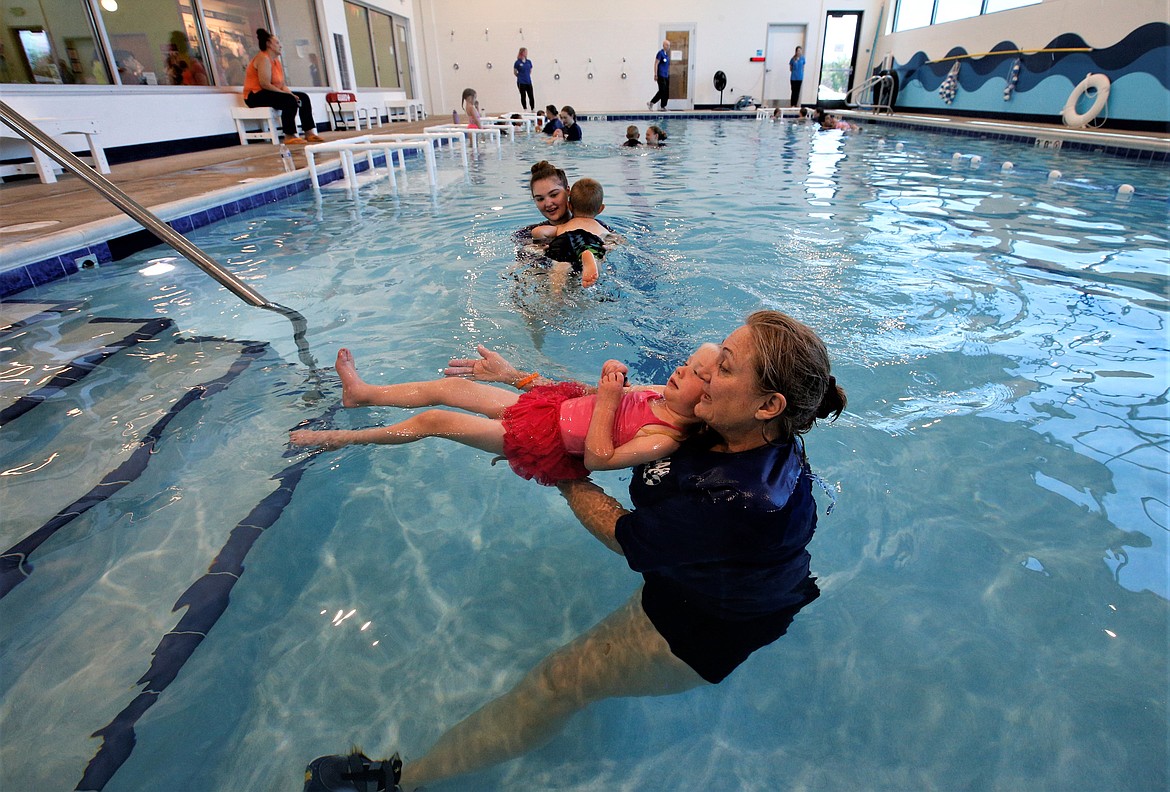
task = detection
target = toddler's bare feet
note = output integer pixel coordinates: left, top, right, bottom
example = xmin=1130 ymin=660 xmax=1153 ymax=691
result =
xmin=336 ymin=348 xmax=371 ymax=407
xmin=581 ymin=260 xmax=599 ymax=288
xmin=580 ymin=249 xmax=599 ymax=288
xmin=289 ymin=429 xmax=351 ymax=449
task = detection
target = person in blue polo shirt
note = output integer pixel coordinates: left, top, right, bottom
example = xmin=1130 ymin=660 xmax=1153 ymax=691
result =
xmin=647 ymin=39 xmax=671 ymax=110
xmin=789 ymin=46 xmax=806 ymax=108
xmin=513 ymin=47 xmax=534 ymax=111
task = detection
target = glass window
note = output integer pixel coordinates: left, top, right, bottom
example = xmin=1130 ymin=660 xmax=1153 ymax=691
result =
xmin=893 ymin=0 xmax=934 ymax=32
xmin=892 ymin=0 xmax=1043 ymax=33
xmin=344 ymin=2 xmax=375 ymax=88
xmin=394 ymin=19 xmax=413 ymax=98
xmin=934 ymin=0 xmax=984 ymax=24
xmin=0 ymin=0 xmax=109 ymax=84
xmin=203 ymin=0 xmax=267 ymax=87
xmin=370 ymin=10 xmax=398 ymax=89
xmin=97 ymin=0 xmax=201 ymax=85
xmin=342 ymin=1 xmax=409 ymax=90
xmin=271 ymin=0 xmax=325 ymax=87
xmin=984 ymin=0 xmax=1041 ymax=12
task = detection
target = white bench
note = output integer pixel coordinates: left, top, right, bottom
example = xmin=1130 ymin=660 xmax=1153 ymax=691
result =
xmin=0 ymin=118 xmax=110 ymax=184
xmin=385 ymin=98 xmax=425 ymax=123
xmin=231 ymin=106 xmax=281 ymax=145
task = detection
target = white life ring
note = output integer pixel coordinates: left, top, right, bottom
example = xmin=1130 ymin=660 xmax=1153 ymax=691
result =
xmin=1062 ymin=73 xmax=1110 ymax=128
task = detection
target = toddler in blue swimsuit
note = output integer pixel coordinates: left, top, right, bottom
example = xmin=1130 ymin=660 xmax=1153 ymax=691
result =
xmin=530 ymin=177 xmax=609 ymax=291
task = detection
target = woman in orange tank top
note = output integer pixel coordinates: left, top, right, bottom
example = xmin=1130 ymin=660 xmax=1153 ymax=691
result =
xmin=243 ymin=28 xmax=322 ymax=144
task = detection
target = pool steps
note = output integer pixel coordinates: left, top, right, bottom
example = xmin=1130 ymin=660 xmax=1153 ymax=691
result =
xmin=0 ymin=303 xmax=333 ymax=788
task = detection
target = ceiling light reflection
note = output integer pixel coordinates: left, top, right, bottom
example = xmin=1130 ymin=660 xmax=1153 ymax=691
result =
xmin=140 ymin=257 xmax=177 ymax=276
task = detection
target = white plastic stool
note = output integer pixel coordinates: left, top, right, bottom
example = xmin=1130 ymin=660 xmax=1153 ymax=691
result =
xmin=231 ymin=106 xmax=281 ymax=145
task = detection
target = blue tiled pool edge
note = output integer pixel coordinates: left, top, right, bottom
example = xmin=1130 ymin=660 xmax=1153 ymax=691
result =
xmin=836 ymin=112 xmax=1170 ymax=164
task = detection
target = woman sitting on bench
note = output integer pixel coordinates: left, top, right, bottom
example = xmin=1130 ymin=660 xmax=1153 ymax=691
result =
xmin=243 ymin=28 xmax=322 ymax=145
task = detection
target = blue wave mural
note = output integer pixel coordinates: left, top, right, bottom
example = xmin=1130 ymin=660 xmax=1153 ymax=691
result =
xmin=891 ymin=22 xmax=1170 ymax=131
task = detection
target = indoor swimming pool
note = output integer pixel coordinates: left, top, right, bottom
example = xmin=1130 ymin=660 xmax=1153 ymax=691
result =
xmin=1 ymin=118 xmax=1166 ymax=791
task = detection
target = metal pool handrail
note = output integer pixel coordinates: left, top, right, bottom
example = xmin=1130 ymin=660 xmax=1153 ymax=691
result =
xmin=0 ymin=100 xmax=316 ymax=369
xmin=846 ymin=73 xmax=895 ymax=114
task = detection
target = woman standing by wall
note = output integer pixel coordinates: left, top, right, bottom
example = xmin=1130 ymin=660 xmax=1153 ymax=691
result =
xmin=647 ymin=39 xmax=671 ymax=110
xmin=789 ymin=46 xmax=806 ymax=108
xmin=514 ymin=47 xmax=535 ymax=111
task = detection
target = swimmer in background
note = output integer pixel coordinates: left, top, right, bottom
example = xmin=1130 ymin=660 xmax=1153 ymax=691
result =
xmin=462 ymin=88 xmax=482 ymax=128
xmin=552 ymin=106 xmax=581 ymax=141
xmin=818 ymin=111 xmax=856 ymax=132
xmin=530 ymin=177 xmax=609 ymax=291
xmin=289 ymin=344 xmax=719 ymax=485
xmin=541 ymin=104 xmax=562 ymax=136
xmin=622 ymin=125 xmax=642 ymax=147
xmin=645 ymin=125 xmax=667 ymax=146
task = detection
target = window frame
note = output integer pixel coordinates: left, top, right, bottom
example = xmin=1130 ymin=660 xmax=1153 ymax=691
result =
xmin=341 ymin=0 xmax=408 ymax=90
xmin=892 ymin=0 xmax=1042 ymax=33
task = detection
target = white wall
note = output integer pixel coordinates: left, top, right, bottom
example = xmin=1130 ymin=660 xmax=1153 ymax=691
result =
xmin=876 ymin=0 xmax=1167 ymax=61
xmin=2 ymin=0 xmax=888 ymax=154
xmin=411 ymin=0 xmax=881 ymax=116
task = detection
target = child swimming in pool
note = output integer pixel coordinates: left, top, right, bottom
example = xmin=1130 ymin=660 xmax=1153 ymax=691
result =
xmin=530 ymin=177 xmax=608 ymax=290
xmin=289 ymin=344 xmax=718 ymax=485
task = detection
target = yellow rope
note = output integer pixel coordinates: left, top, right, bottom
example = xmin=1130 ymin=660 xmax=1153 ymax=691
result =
xmin=930 ymin=47 xmax=1091 ymax=64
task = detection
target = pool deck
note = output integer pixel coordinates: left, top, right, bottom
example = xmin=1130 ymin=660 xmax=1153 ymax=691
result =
xmin=0 ymin=119 xmax=436 ymax=259
xmin=1 ymin=110 xmax=1166 ymax=288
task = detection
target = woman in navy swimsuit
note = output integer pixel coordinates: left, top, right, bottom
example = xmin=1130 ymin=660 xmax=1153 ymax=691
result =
xmin=304 ymin=311 xmax=847 ymax=792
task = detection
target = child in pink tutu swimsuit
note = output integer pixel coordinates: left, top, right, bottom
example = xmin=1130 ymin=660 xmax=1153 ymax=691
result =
xmin=289 ymin=344 xmax=719 ymax=484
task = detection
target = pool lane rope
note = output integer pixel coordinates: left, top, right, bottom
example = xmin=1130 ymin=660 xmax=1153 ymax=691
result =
xmin=939 ymin=62 xmax=960 ymax=105
xmin=1003 ymin=58 xmax=1020 ymax=102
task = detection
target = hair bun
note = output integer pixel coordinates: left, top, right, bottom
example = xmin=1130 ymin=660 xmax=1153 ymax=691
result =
xmin=816 ymin=375 xmax=846 ymax=421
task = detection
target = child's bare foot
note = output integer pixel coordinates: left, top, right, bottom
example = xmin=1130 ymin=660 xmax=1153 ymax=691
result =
xmin=289 ymin=429 xmax=351 ymax=449
xmin=581 ymin=252 xmax=599 ymax=288
xmin=336 ymin=348 xmax=371 ymax=407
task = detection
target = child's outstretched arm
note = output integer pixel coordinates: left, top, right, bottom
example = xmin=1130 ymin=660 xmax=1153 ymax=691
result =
xmin=530 ymin=224 xmax=557 ymax=240
xmin=580 ymin=250 xmax=599 ymax=288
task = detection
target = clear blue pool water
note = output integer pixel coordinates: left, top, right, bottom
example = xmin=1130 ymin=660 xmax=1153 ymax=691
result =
xmin=1 ymin=119 xmax=1167 ymax=791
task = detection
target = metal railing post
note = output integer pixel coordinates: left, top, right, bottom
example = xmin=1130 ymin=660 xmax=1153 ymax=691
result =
xmin=0 ymin=100 xmax=316 ymax=371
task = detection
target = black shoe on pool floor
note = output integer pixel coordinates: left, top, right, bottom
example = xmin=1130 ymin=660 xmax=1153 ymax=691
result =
xmin=303 ymin=751 xmax=402 ymax=792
